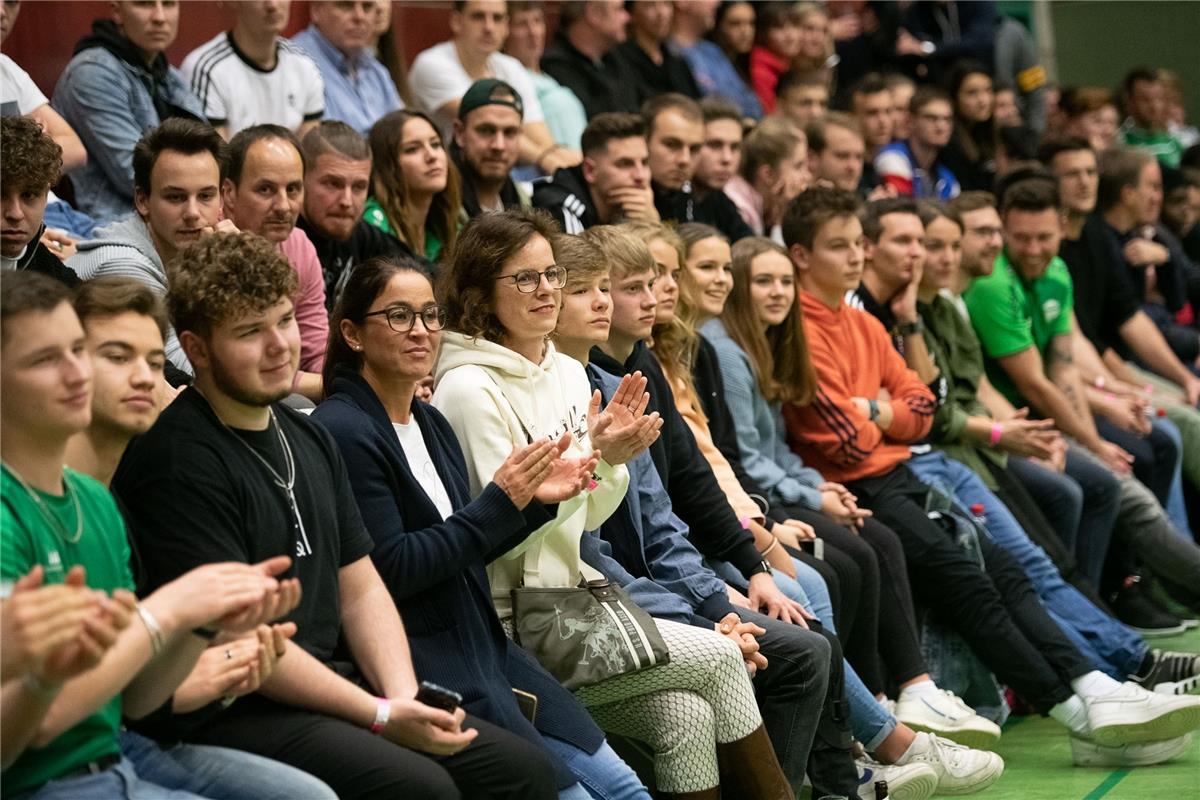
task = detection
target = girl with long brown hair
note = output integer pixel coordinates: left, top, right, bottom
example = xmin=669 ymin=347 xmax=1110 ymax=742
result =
xmin=364 ymin=110 xmax=462 ymax=262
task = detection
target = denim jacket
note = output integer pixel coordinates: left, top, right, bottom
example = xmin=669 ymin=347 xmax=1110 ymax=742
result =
xmin=52 ymin=21 xmax=206 ymax=225
xmin=580 ymin=365 xmax=739 ymax=628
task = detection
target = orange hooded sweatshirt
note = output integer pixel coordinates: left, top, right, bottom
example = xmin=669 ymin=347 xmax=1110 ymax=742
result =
xmin=782 ymin=290 xmax=936 ymax=483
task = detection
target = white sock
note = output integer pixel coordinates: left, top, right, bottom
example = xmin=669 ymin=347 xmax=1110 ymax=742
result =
xmin=894 ymin=731 xmax=930 ymax=765
xmin=1049 ymin=695 xmax=1089 ymax=735
xmin=899 ymin=678 xmax=939 ymax=699
xmin=1070 ymin=670 xmax=1124 ymax=699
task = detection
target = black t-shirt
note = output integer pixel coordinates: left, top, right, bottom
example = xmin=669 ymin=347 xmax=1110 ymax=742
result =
xmin=296 ymin=215 xmax=417 ymax=310
xmin=113 ymin=388 xmax=373 ymax=663
xmin=1059 ymin=215 xmax=1140 ymax=354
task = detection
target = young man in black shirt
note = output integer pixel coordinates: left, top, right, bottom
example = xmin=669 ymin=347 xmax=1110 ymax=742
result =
xmin=533 ymin=112 xmax=659 ymax=233
xmin=644 ymin=93 xmax=752 ymax=241
xmin=540 ymin=0 xmax=639 ymax=118
xmin=113 ymin=232 xmax=556 ymax=800
xmin=296 ymin=121 xmax=415 ymax=308
xmin=0 ymin=117 xmax=81 ymax=287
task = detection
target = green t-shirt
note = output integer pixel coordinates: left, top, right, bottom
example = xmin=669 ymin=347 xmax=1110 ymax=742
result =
xmin=362 ymin=198 xmax=444 ymax=262
xmin=963 ymin=251 xmax=1074 ymax=406
xmin=1121 ymin=123 xmax=1183 ymax=168
xmin=1 ymin=464 xmax=134 ymax=795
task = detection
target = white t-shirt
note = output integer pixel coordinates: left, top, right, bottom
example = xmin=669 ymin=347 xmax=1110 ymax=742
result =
xmin=408 ymin=40 xmax=543 ymax=134
xmin=393 ymin=419 xmax=454 ymax=521
xmin=181 ymin=32 xmax=325 ymax=136
xmin=0 ymin=54 xmax=48 ymax=117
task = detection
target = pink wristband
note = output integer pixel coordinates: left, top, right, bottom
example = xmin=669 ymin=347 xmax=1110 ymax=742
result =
xmin=369 ymin=697 xmax=390 ymax=734
xmin=989 ymin=422 xmax=1003 ymax=448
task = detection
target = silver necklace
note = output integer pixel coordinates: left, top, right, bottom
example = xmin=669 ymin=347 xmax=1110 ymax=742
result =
xmin=5 ymin=463 xmax=83 ymax=545
xmin=201 ymin=398 xmax=314 ymax=558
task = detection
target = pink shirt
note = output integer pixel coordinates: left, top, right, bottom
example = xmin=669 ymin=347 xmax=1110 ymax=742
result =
xmin=278 ymin=227 xmax=329 ymax=372
xmin=723 ymin=175 xmax=764 ymax=236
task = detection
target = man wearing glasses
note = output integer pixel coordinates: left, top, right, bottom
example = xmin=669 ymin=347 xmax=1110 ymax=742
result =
xmin=874 ymin=86 xmax=961 ymax=200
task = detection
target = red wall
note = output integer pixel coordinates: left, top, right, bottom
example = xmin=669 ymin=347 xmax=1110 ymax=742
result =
xmin=1 ymin=1 xmax=457 ymax=97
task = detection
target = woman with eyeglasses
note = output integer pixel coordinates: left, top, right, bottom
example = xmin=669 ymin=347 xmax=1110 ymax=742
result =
xmin=312 ymin=255 xmax=655 ymax=800
xmin=432 ymin=210 xmax=789 ymax=800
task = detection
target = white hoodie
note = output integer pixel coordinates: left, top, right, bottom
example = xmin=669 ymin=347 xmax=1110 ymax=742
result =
xmin=432 ymin=331 xmax=629 ymax=619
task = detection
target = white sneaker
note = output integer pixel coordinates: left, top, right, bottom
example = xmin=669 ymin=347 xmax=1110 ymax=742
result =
xmin=896 ymin=732 xmax=1004 ymax=795
xmin=1085 ymin=681 xmax=1200 ymax=746
xmin=894 ymin=689 xmax=1002 ymax=750
xmin=1069 ymin=732 xmax=1193 ymax=767
xmin=855 ymin=759 xmax=938 ymax=800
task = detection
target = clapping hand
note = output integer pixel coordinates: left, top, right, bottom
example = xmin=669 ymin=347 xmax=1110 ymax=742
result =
xmin=534 ymin=433 xmax=601 ymax=504
xmin=587 ymin=372 xmax=663 ymax=465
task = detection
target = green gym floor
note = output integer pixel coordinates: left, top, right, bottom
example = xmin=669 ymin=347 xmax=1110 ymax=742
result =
xmin=978 ymin=627 xmax=1200 ymax=800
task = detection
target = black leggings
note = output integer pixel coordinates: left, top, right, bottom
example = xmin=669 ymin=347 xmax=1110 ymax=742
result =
xmin=187 ymin=695 xmax=559 ymax=800
xmin=847 ymin=465 xmax=1094 ymax=713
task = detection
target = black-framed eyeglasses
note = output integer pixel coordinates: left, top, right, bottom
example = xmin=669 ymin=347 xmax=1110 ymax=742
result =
xmin=492 ymin=265 xmax=569 ymax=294
xmin=364 ymin=304 xmax=448 ymax=333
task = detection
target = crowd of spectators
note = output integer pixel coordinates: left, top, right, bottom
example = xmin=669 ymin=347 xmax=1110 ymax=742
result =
xmin=4 ymin=2 xmax=1200 ymax=799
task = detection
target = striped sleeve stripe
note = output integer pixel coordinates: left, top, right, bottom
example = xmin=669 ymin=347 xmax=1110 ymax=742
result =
xmin=810 ymin=388 xmax=872 ymax=464
xmin=813 ymin=386 xmax=872 ymax=458
xmin=189 ymin=41 xmax=235 ymax=111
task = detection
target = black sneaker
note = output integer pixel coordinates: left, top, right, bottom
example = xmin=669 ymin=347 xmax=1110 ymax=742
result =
xmin=1133 ymin=650 xmax=1200 ymax=695
xmin=1111 ymin=578 xmax=1187 ymax=638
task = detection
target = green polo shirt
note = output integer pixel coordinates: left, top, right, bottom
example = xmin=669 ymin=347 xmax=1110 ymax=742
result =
xmin=963 ymin=250 xmax=1074 ymax=407
xmin=1 ymin=464 xmax=134 ymax=795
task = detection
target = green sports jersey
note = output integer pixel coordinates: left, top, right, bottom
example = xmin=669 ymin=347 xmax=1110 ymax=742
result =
xmin=1 ymin=464 xmax=134 ymax=795
xmin=963 ymin=251 xmax=1074 ymax=407
xmin=1121 ymin=123 xmax=1183 ymax=168
xmin=362 ymin=197 xmax=443 ymax=261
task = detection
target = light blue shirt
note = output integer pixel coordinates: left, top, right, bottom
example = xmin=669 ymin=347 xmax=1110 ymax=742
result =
xmin=701 ymin=318 xmax=825 ymax=509
xmin=290 ymin=25 xmax=401 ymax=133
xmin=673 ymin=39 xmax=762 ymax=121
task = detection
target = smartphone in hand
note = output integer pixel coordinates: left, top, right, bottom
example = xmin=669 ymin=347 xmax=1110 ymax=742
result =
xmin=415 ymin=681 xmax=463 ymax=712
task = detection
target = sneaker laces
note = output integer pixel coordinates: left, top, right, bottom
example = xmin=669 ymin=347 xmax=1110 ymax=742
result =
xmin=927 ymin=734 xmax=974 ymax=771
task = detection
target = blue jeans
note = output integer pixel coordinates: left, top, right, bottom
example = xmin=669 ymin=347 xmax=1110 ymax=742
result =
xmin=120 ymin=730 xmax=336 ymax=800
xmin=908 ymin=452 xmax=1146 ymax=679
xmin=13 ymin=757 xmax=206 ymax=800
xmin=1155 ymin=418 xmax=1195 ymax=541
xmin=710 ymin=557 xmax=836 ymax=630
xmin=845 ymin=658 xmax=898 ymax=751
xmin=541 ymin=737 xmax=651 ymax=800
xmin=1006 ymin=456 xmax=1084 ymax=559
xmin=1060 ymin=445 xmax=1122 ymax=588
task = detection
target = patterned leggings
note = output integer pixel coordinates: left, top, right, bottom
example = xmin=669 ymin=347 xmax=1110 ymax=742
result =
xmin=575 ymin=619 xmax=763 ymax=793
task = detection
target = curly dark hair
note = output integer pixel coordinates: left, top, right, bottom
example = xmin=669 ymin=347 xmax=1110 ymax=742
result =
xmin=167 ymin=232 xmax=299 ymax=338
xmin=0 ymin=116 xmax=62 ymax=193
xmin=440 ymin=208 xmax=562 ymax=343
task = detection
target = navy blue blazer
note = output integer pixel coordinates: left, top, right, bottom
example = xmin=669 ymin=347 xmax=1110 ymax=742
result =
xmin=312 ymin=372 xmax=604 ymax=786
